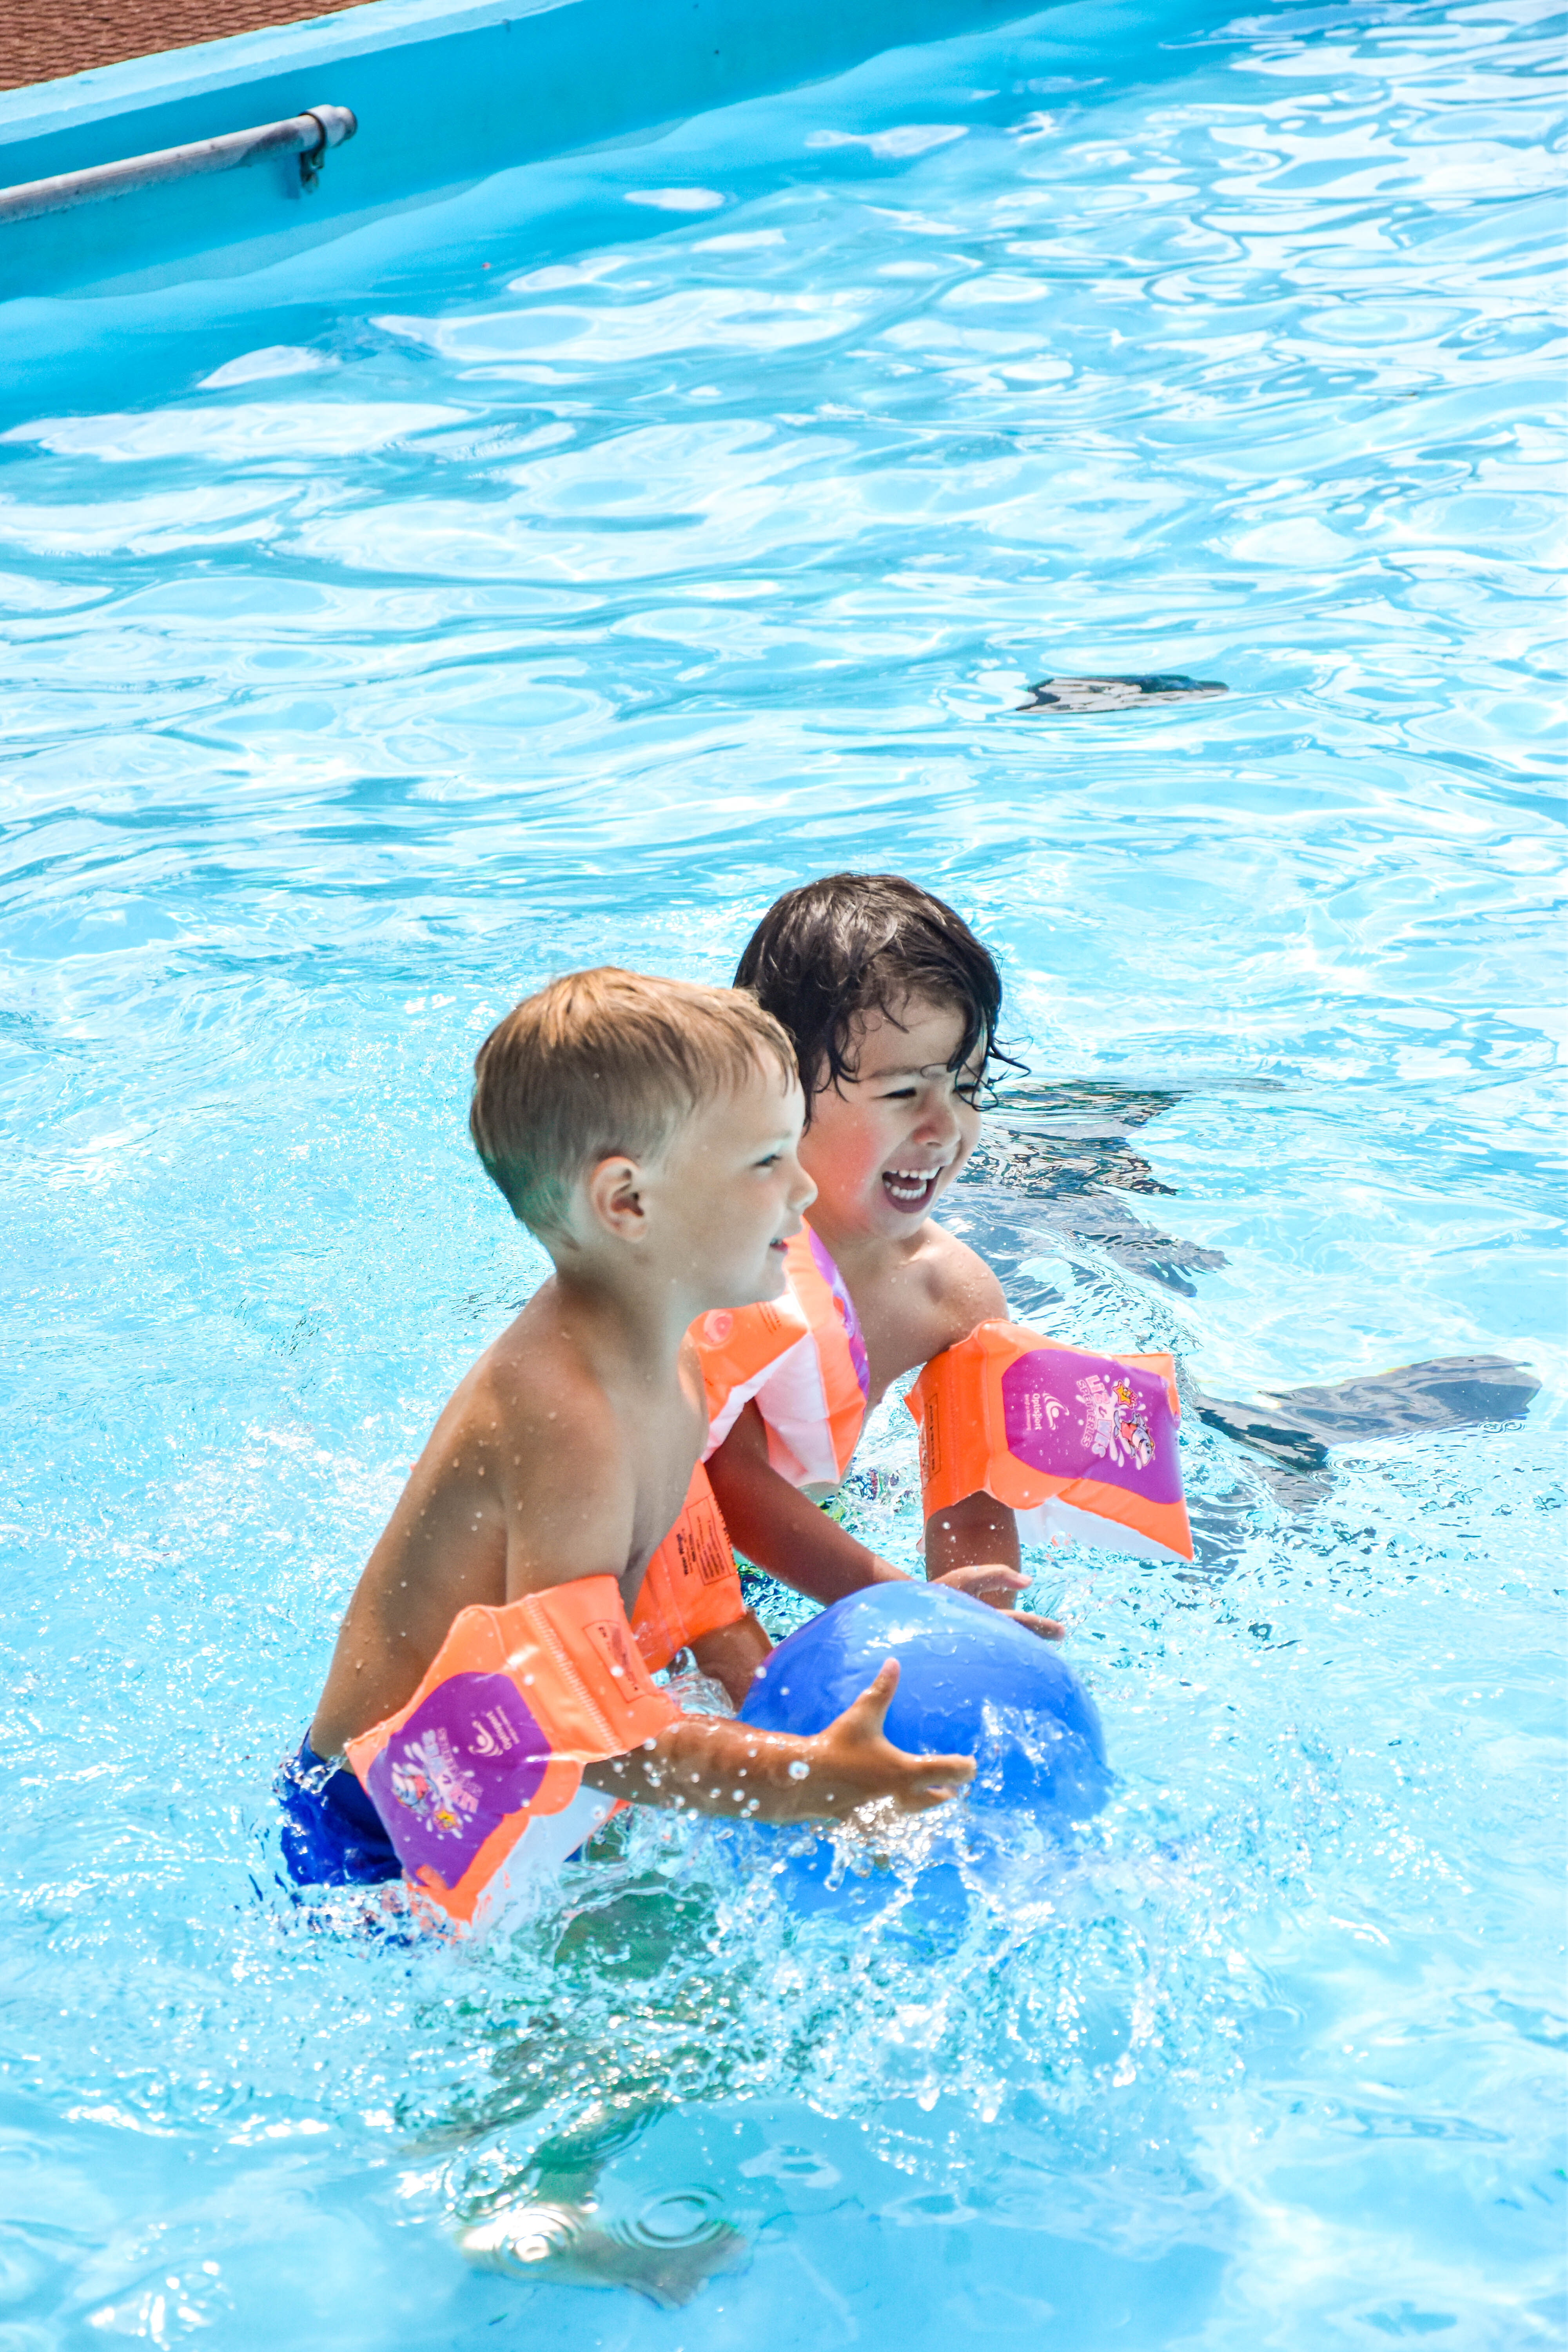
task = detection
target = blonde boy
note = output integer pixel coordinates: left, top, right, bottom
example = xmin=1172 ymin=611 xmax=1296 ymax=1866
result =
xmin=281 ymin=968 xmax=972 ymax=1911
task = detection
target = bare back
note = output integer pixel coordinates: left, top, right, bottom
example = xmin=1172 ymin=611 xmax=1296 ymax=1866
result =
xmin=310 ymin=1280 xmax=706 ymax=1756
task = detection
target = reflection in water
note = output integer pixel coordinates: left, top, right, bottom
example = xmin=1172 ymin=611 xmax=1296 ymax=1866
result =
xmin=423 ymin=1870 xmax=753 ymax=2305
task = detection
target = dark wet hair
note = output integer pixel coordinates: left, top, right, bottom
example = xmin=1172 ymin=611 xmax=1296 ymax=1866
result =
xmin=733 ymin=873 xmax=1015 ymax=1107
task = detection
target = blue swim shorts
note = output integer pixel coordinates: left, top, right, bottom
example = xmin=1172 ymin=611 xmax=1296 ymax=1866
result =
xmin=276 ymin=1737 xmax=403 ymax=1890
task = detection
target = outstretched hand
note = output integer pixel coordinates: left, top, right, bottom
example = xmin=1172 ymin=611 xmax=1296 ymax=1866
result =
xmin=931 ymin=1561 xmax=1065 ymax=1641
xmin=592 ymin=1659 xmax=974 ymax=1828
xmin=788 ymin=1657 xmax=974 ymax=1821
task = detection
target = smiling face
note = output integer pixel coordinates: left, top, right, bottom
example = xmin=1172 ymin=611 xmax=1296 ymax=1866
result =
xmin=646 ymin=1055 xmax=815 ymax=1309
xmin=797 ymin=995 xmax=984 ymax=1247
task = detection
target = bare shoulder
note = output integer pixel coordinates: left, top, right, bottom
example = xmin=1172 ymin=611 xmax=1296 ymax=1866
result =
xmin=477 ymin=1308 xmax=646 ymax=1594
xmin=474 ymin=1305 xmax=624 ymax=1493
xmin=858 ymin=1218 xmax=1011 ymax=1399
xmin=310 ymin=1304 xmax=635 ymax=1751
xmin=917 ymin=1219 xmax=1009 ymax=1351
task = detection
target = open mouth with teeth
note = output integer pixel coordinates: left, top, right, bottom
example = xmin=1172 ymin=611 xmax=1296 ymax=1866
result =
xmin=881 ymin=1165 xmax=943 ymax=1214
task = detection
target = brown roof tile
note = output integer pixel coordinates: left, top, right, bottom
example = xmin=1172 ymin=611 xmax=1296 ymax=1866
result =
xmin=1 ymin=3 xmax=371 ymax=97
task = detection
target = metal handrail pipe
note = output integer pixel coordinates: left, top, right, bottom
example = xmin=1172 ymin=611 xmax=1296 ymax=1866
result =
xmin=0 ymin=104 xmax=357 ymax=228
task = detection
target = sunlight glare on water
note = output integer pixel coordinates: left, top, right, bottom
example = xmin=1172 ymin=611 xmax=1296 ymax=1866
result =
xmin=0 ymin=0 xmax=1563 ymax=2345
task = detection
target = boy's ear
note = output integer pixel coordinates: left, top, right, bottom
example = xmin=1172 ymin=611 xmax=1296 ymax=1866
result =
xmin=584 ymin=1153 xmax=650 ymax=1243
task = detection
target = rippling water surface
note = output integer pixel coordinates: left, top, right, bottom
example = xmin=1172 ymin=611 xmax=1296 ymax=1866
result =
xmin=1 ymin=0 xmax=1563 ymax=2344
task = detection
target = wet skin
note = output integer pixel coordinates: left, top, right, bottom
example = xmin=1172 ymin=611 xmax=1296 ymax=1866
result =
xmin=310 ymin=1055 xmax=975 ymax=1825
xmin=706 ymin=996 xmax=1063 ymax=1638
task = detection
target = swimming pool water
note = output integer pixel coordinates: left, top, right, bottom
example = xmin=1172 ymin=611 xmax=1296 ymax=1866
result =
xmin=1 ymin=0 xmax=1563 ymax=2343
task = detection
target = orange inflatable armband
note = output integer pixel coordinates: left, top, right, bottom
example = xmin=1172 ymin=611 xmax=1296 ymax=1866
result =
xmin=630 ymin=1460 xmax=748 ymax=1673
xmin=696 ymin=1228 xmax=869 ymax=1494
xmin=345 ymin=1576 xmax=680 ymax=1928
xmin=908 ymin=1321 xmax=1193 ymax=1564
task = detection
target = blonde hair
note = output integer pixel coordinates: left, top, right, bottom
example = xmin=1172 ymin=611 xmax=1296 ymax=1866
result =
xmin=470 ymin=967 xmax=796 ymax=1237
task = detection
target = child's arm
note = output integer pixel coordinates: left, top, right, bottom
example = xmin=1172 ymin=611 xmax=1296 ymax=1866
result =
xmin=924 ymin=1487 xmax=1021 ymax=1579
xmin=583 ymin=1656 xmax=972 ymax=1823
xmin=706 ymin=1401 xmax=909 ymax=1605
xmin=494 ymin=1387 xmax=971 ymax=1823
xmin=708 ymin=1402 xmax=1062 ymax=1634
xmin=904 ymin=1227 xmax=1064 ymax=1633
xmin=687 ymin=1610 xmax=772 ymax=1709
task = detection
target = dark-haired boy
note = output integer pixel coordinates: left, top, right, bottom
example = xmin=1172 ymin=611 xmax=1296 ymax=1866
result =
xmin=708 ymin=874 xmax=1062 ymax=1632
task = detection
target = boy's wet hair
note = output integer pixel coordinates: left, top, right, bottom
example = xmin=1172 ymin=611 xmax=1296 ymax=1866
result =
xmin=471 ymin=967 xmax=795 ymax=1237
xmin=733 ymin=873 xmax=1011 ymax=1105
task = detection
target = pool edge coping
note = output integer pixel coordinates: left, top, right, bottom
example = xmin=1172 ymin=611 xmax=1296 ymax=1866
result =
xmin=0 ymin=0 xmax=564 ymax=140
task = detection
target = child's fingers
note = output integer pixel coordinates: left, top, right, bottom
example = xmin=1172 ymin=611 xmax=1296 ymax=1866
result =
xmin=899 ymin=1770 xmax=972 ymax=1811
xmin=841 ymin=1655 xmax=900 ymax=1737
xmin=1013 ymin=1611 xmax=1065 ymax=1641
xmin=900 ymin=1751 xmax=974 ymax=1790
xmin=934 ymin=1563 xmax=1026 ymax=1597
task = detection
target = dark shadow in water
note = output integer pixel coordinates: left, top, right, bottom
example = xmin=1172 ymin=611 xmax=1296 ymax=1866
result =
xmin=973 ymin=1080 xmax=1185 ymax=1194
xmin=1015 ymin=673 xmax=1228 ymax=712
xmin=960 ymin=1079 xmax=1230 ymax=1296
xmin=951 ymin=1081 xmax=1540 ymax=1502
xmin=1180 ymin=1357 xmax=1541 ymax=1540
xmin=1192 ymin=1357 xmax=1542 ymax=1473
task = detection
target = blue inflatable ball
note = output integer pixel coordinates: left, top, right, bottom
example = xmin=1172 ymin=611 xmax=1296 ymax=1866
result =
xmin=740 ymin=1580 xmax=1111 ymax=1828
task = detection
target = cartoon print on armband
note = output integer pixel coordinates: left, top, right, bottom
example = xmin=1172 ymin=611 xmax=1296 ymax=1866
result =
xmin=389 ymin=1726 xmax=483 ymax=1840
xmin=1076 ymin=1373 xmax=1155 ymax=1473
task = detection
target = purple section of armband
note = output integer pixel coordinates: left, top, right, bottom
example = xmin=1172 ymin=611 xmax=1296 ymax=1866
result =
xmin=1000 ymin=1349 xmax=1181 ymax=1504
xmin=364 ymin=1671 xmax=552 ymax=1882
xmin=808 ymin=1227 xmax=871 ymax=1401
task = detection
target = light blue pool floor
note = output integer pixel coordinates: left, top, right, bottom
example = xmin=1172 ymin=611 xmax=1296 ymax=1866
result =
xmin=0 ymin=0 xmax=1563 ymax=2344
